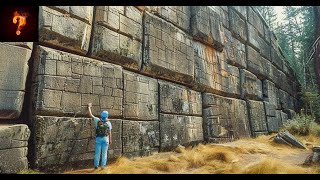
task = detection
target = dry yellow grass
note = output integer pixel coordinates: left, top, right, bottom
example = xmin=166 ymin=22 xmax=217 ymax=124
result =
xmin=65 ymin=134 xmax=318 ymax=174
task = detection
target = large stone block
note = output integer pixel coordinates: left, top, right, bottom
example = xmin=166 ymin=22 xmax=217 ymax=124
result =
xmin=278 ymin=89 xmax=290 ymax=110
xmin=247 ymin=100 xmax=267 ymax=132
xmin=247 ymin=44 xmax=270 ymax=79
xmin=33 ymin=116 xmax=122 ymax=168
xmin=31 ymin=46 xmax=123 ymax=118
xmin=160 ymin=114 xmax=203 ymax=151
xmin=219 ymin=6 xmax=229 ymax=29
xmin=240 ymin=69 xmax=263 ymax=100
xmin=227 ymin=65 xmax=241 ymax=96
xmin=203 ymin=93 xmax=251 ymax=141
xmin=142 ymin=12 xmax=194 ymax=85
xmin=264 ymin=24 xmax=271 ymax=44
xmin=264 ymin=101 xmax=281 ymax=133
xmin=0 ymin=124 xmax=30 ymax=150
xmin=280 ymin=111 xmax=289 ymax=125
xmin=159 ymin=81 xmax=202 ymax=116
xmin=193 ymin=41 xmax=238 ymax=96
xmin=271 ymin=47 xmax=284 ymax=70
xmin=0 ymin=148 xmax=28 ymax=174
xmin=223 ymin=28 xmax=246 ymax=68
xmin=230 ymin=6 xmax=247 ymax=20
xmin=147 ymin=6 xmax=190 ymax=32
xmin=229 ymin=8 xmax=247 ymax=42
xmin=247 ymin=7 xmax=264 ymax=37
xmin=123 ymin=71 xmax=158 ymax=120
xmin=259 ymin=37 xmax=271 ymax=60
xmin=262 ymin=80 xmax=278 ymax=108
xmin=191 ymin=6 xmax=225 ymax=51
xmin=0 ymin=124 xmax=30 ymax=173
xmin=247 ymin=23 xmax=261 ymax=51
xmin=39 ymin=6 xmax=93 ymax=54
xmin=90 ymin=6 xmax=142 ymax=71
xmin=0 ymin=43 xmax=32 ymax=120
xmin=122 ymin=120 xmax=159 ymax=157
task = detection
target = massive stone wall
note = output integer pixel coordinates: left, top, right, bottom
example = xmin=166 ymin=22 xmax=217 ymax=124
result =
xmin=0 ymin=6 xmax=300 ymax=172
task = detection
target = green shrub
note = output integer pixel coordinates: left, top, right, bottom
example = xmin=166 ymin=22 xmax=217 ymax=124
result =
xmin=283 ymin=114 xmax=319 ymax=136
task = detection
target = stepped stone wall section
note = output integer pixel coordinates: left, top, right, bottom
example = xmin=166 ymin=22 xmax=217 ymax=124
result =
xmin=0 ymin=125 xmax=30 ymax=173
xmin=0 ymin=6 xmax=301 ymax=172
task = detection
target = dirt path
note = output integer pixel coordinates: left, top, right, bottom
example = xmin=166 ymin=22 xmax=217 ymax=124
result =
xmin=65 ymin=135 xmax=319 ymax=174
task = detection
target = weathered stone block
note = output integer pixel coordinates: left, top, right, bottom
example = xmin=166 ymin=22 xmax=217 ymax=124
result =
xmin=284 ymin=109 xmax=296 ymax=120
xmin=0 ymin=124 xmax=30 ymax=150
xmin=227 ymin=65 xmax=241 ymax=96
xmin=147 ymin=6 xmax=190 ymax=32
xmin=191 ymin=6 xmax=224 ymax=51
xmin=264 ymin=24 xmax=271 ymax=44
xmin=203 ymin=93 xmax=251 ymax=140
xmin=122 ymin=120 xmax=159 ymax=157
xmin=90 ymin=6 xmax=142 ymax=71
xmin=193 ymin=41 xmax=238 ymax=96
xmin=0 ymin=43 xmax=32 ymax=119
xmin=271 ymin=47 xmax=284 ymax=70
xmin=278 ymin=89 xmax=290 ymax=110
xmin=240 ymin=69 xmax=263 ymax=100
xmin=2 ymin=42 xmax=33 ymax=50
xmin=247 ymin=45 xmax=270 ymax=79
xmin=159 ymin=80 xmax=202 ymax=116
xmin=259 ymin=37 xmax=271 ymax=60
xmin=280 ymin=111 xmax=289 ymax=125
xmin=39 ymin=6 xmax=93 ymax=54
xmin=229 ymin=8 xmax=247 ymax=42
xmin=262 ymin=80 xmax=278 ymax=108
xmin=230 ymin=6 xmax=247 ymax=20
xmin=247 ymin=23 xmax=261 ymax=51
xmin=0 ymin=124 xmax=30 ymax=173
xmin=142 ymin=12 xmax=194 ymax=85
xmin=247 ymin=100 xmax=267 ymax=132
xmin=218 ymin=6 xmax=229 ymax=29
xmin=160 ymin=114 xmax=203 ymax=151
xmin=0 ymin=148 xmax=28 ymax=173
xmin=123 ymin=71 xmax=158 ymax=120
xmin=223 ymin=28 xmax=246 ymax=68
xmin=32 ymin=46 xmax=123 ymax=117
xmin=247 ymin=7 xmax=264 ymax=37
xmin=33 ymin=116 xmax=122 ymax=168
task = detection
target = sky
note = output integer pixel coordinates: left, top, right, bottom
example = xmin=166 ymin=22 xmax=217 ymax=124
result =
xmin=274 ymin=6 xmax=285 ymax=24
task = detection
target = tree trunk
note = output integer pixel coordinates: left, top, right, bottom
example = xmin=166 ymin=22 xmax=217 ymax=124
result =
xmin=314 ymin=7 xmax=320 ymax=93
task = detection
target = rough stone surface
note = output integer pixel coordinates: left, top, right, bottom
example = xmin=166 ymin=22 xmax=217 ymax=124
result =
xmin=264 ymin=102 xmax=281 ymax=133
xmin=247 ymin=7 xmax=264 ymax=37
xmin=159 ymin=80 xmax=202 ymax=116
xmin=39 ymin=6 xmax=93 ymax=54
xmin=32 ymin=116 xmax=122 ymax=168
xmin=122 ymin=120 xmax=159 ymax=157
xmin=160 ymin=114 xmax=203 ymax=151
xmin=259 ymin=37 xmax=271 ymax=60
xmin=142 ymin=12 xmax=194 ymax=85
xmin=271 ymin=47 xmax=284 ymax=70
xmin=229 ymin=8 xmax=247 ymax=42
xmin=230 ymin=6 xmax=247 ymax=20
xmin=246 ymin=45 xmax=270 ymax=79
xmin=247 ymin=100 xmax=267 ymax=132
xmin=193 ymin=41 xmax=239 ymax=97
xmin=284 ymin=109 xmax=296 ymax=119
xmin=0 ymin=43 xmax=32 ymax=120
xmin=240 ymin=69 xmax=263 ymax=100
xmin=280 ymin=111 xmax=289 ymax=125
xmin=0 ymin=124 xmax=30 ymax=173
xmin=191 ymin=6 xmax=225 ymax=51
xmin=123 ymin=71 xmax=158 ymax=120
xmin=203 ymin=93 xmax=251 ymax=140
xmin=223 ymin=28 xmax=246 ymax=68
xmin=31 ymin=46 xmax=123 ymax=118
xmin=247 ymin=23 xmax=261 ymax=51
xmin=90 ymin=6 xmax=142 ymax=71
xmin=147 ymin=6 xmax=190 ymax=32
xmin=262 ymin=80 xmax=278 ymax=108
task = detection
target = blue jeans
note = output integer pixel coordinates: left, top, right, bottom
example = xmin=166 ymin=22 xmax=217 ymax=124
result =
xmin=94 ymin=136 xmax=109 ymax=167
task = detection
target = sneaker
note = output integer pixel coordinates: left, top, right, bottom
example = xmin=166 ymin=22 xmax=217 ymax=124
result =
xmin=94 ymin=167 xmax=98 ymax=170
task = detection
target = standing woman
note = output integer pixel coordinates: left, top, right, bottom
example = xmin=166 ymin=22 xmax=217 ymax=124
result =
xmin=88 ymin=103 xmax=112 ymax=170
